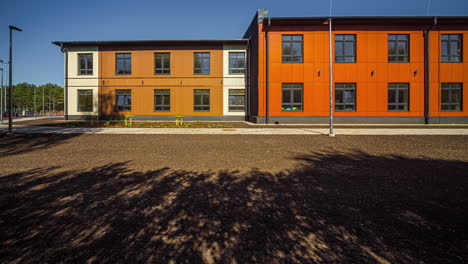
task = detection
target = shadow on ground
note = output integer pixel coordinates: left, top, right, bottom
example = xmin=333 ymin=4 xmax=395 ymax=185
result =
xmin=1 ymin=151 xmax=467 ymax=263
xmin=0 ymin=134 xmax=80 ymax=157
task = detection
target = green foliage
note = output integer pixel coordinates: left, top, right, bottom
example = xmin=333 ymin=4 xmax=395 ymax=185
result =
xmin=8 ymin=82 xmax=64 ymax=113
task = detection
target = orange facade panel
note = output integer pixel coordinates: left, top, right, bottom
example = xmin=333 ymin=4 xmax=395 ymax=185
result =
xmin=98 ymin=45 xmax=226 ymax=117
xmin=255 ymin=22 xmax=466 ymax=121
xmin=99 ymin=86 xmax=223 ymax=116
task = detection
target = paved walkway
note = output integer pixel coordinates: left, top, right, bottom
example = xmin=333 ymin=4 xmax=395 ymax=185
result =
xmin=1 ymin=125 xmax=468 ymax=135
xmin=0 ymin=116 xmax=62 ymax=124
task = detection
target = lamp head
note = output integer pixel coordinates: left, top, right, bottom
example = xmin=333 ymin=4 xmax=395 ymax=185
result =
xmin=9 ymin=25 xmax=23 ymax=32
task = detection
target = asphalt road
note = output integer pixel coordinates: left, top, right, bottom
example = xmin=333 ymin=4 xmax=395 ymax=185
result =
xmin=1 ymin=134 xmax=467 ymax=263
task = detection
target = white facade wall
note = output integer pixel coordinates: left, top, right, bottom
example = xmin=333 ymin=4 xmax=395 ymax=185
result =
xmin=223 ymin=44 xmax=247 ymax=116
xmin=66 ymin=46 xmax=99 ymax=116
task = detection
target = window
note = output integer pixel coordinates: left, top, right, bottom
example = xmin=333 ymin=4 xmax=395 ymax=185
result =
xmin=228 ymin=89 xmax=245 ymax=112
xmin=194 ymin=89 xmax=210 ymax=111
xmin=116 ymin=53 xmax=131 ymax=75
xmin=154 ymin=89 xmax=170 ymax=111
xmin=335 ymin=35 xmax=356 ymax=63
xmin=77 ymin=90 xmax=93 ymax=111
xmin=194 ymin=52 xmax=210 ymax=74
xmin=441 ymin=34 xmax=463 ymax=62
xmin=282 ymin=83 xmax=303 ymax=111
xmin=388 ymin=83 xmax=409 ymax=111
xmin=335 ymin=83 xmax=356 ymax=111
xmin=441 ymin=83 xmax=463 ymax=111
xmin=282 ymin=35 xmax=303 ymax=63
xmin=388 ymin=34 xmax=409 ymax=62
xmin=115 ymin=89 xmax=131 ymax=112
xmin=155 ymin=53 xmax=170 ymax=75
xmin=229 ymin=52 xmax=246 ymax=74
xmin=78 ymin=54 xmax=93 ymax=75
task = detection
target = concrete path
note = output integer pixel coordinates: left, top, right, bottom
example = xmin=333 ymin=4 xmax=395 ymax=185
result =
xmin=1 ymin=125 xmax=468 ymax=135
xmin=0 ymin=116 xmax=62 ymax=124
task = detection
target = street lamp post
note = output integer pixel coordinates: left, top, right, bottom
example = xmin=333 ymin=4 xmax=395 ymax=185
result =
xmin=0 ymin=61 xmax=8 ymax=125
xmin=8 ymin=25 xmax=23 ymax=134
xmin=0 ymin=68 xmax=3 ymax=124
xmin=34 ymin=86 xmax=37 ymax=119
xmin=42 ymin=86 xmax=44 ymax=115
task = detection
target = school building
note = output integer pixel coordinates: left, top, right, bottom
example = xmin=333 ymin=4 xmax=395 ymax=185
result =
xmin=53 ymin=10 xmax=468 ymax=124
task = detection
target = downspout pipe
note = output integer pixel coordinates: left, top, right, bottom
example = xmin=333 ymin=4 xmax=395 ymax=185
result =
xmin=246 ymin=37 xmax=251 ymax=121
xmin=423 ymin=17 xmax=437 ymax=124
xmin=60 ymin=43 xmax=68 ymax=120
xmin=265 ymin=18 xmax=270 ymax=124
xmin=328 ymin=18 xmax=335 ymax=136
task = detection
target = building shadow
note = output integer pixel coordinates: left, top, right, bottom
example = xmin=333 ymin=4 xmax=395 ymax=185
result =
xmin=1 ymin=151 xmax=467 ymax=263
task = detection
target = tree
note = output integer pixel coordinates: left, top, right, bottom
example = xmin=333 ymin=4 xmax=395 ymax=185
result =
xmin=7 ymin=82 xmax=64 ymax=115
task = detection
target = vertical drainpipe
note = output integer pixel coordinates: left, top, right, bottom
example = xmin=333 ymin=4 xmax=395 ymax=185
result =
xmin=265 ymin=18 xmax=270 ymax=124
xmin=61 ymin=43 xmax=68 ymax=120
xmin=246 ymin=37 xmax=250 ymax=121
xmin=424 ymin=17 xmax=437 ymax=124
xmin=328 ymin=18 xmax=335 ymax=136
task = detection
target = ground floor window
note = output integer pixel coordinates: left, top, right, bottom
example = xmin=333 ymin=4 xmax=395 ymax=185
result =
xmin=388 ymin=83 xmax=409 ymax=111
xmin=335 ymin=83 xmax=356 ymax=111
xmin=77 ymin=90 xmax=93 ymax=112
xmin=282 ymin=83 xmax=303 ymax=111
xmin=441 ymin=83 xmax=462 ymax=111
xmin=194 ymin=89 xmax=210 ymax=111
xmin=116 ymin=89 xmax=131 ymax=112
xmin=154 ymin=89 xmax=170 ymax=111
xmin=229 ymin=89 xmax=245 ymax=112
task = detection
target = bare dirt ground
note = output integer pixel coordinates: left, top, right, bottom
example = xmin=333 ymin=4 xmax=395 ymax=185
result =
xmin=1 ymin=134 xmax=467 ymax=263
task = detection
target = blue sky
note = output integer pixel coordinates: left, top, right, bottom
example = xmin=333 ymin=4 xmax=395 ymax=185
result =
xmin=0 ymin=0 xmax=467 ymax=86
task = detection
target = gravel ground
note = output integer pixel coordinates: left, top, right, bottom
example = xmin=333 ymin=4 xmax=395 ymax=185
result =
xmin=0 ymin=134 xmax=467 ymax=263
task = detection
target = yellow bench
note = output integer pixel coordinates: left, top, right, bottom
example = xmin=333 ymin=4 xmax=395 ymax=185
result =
xmin=124 ymin=115 xmax=134 ymax=127
xmin=175 ymin=116 xmax=184 ymax=126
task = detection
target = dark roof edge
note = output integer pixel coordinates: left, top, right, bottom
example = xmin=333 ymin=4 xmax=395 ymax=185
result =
xmin=52 ymin=39 xmax=248 ymax=47
xmin=264 ymin=16 xmax=468 ymax=25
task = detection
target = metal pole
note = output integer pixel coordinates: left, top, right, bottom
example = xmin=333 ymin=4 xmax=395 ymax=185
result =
xmin=8 ymin=28 xmax=13 ymax=133
xmin=4 ymin=67 xmax=6 ymax=119
xmin=0 ymin=68 xmax=3 ymax=124
xmin=329 ymin=18 xmax=335 ymax=137
xmin=34 ymin=86 xmax=36 ymax=119
xmin=7 ymin=26 xmax=22 ymax=134
xmin=42 ymin=86 xmax=44 ymax=115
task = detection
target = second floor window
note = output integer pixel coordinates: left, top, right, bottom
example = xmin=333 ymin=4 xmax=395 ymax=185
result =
xmin=77 ymin=90 xmax=93 ymax=111
xmin=335 ymin=83 xmax=356 ymax=111
xmin=229 ymin=52 xmax=246 ymax=74
xmin=282 ymin=35 xmax=303 ymax=63
xmin=194 ymin=52 xmax=210 ymax=74
xmin=335 ymin=35 xmax=356 ymax=63
xmin=155 ymin=53 xmax=170 ymax=75
xmin=388 ymin=34 xmax=409 ymax=62
xmin=194 ymin=89 xmax=210 ymax=111
xmin=154 ymin=89 xmax=170 ymax=111
xmin=282 ymin=83 xmax=303 ymax=111
xmin=115 ymin=89 xmax=131 ymax=112
xmin=78 ymin=53 xmax=93 ymax=75
xmin=441 ymin=34 xmax=462 ymax=62
xmin=116 ymin=53 xmax=131 ymax=75
xmin=441 ymin=83 xmax=463 ymax=111
xmin=388 ymin=83 xmax=409 ymax=111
